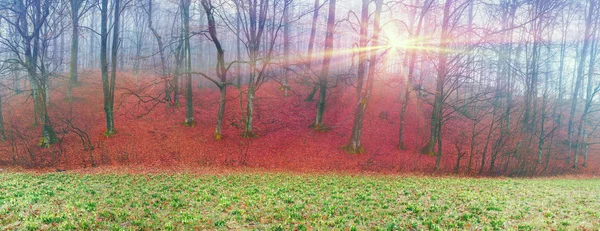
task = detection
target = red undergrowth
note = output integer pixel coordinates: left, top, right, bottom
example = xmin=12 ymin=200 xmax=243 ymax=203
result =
xmin=0 ymin=70 xmax=598 ymax=176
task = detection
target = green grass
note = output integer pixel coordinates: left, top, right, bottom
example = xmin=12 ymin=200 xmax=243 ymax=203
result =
xmin=0 ymin=173 xmax=599 ymax=230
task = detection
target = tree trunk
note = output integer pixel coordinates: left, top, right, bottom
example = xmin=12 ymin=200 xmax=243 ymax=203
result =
xmin=306 ymin=0 xmax=319 ymax=67
xmin=119 ymin=10 xmax=125 ymax=71
xmin=304 ymin=0 xmax=320 ymax=102
xmin=109 ymin=0 xmax=120 ymax=134
xmin=89 ymin=10 xmax=96 ymax=68
xmin=182 ymin=0 xmax=194 ymax=126
xmin=197 ymin=5 xmax=206 ymax=88
xmin=133 ymin=30 xmax=143 ymax=89
xmin=244 ymin=71 xmax=256 ymax=137
xmin=435 ymin=120 xmax=443 ymax=170
xmin=422 ymin=0 xmax=452 ymax=159
xmin=38 ymin=87 xmax=57 ymax=146
xmin=355 ymin=0 xmax=369 ymax=102
xmin=455 ymin=144 xmax=464 ymax=173
xmin=0 ymin=94 xmax=5 ymax=141
xmin=60 ymin=22 xmax=65 ymax=72
xmin=18 ymin=2 xmax=38 ymax=128
xmin=399 ymin=0 xmax=430 ymax=150
xmin=201 ymin=0 xmax=228 ymax=139
xmin=568 ymin=0 xmax=594 ymax=166
xmin=313 ymin=0 xmax=336 ymax=130
xmin=398 ymin=87 xmax=410 ymax=150
xmin=465 ymin=0 xmax=475 ymax=171
xmin=36 ymin=33 xmax=57 ymax=146
xmin=576 ymin=21 xmax=598 ymax=168
xmin=345 ymin=0 xmax=382 ymax=154
xmin=236 ymin=4 xmax=242 ymax=87
xmin=242 ymin=0 xmax=269 ymax=137
xmin=282 ymin=0 xmax=291 ymax=97
xmin=173 ymin=42 xmax=183 ymax=106
xmin=53 ymin=27 xmax=58 ymax=70
xmin=467 ymin=118 xmax=476 ymax=172
xmin=583 ymin=144 xmax=589 ymax=167
xmin=557 ymin=33 xmax=566 ymax=102
xmin=67 ymin=0 xmax=83 ymax=100
xmin=147 ymin=0 xmax=169 ymax=105
xmin=101 ymin=0 xmax=117 ymax=136
xmin=13 ymin=64 xmax=21 ymax=94
xmin=305 ymin=86 xmax=318 ymax=102
xmin=343 ymin=0 xmax=369 ymax=151
xmin=25 ymin=0 xmax=56 ymax=146
xmin=523 ymin=2 xmax=544 ymax=138
xmin=215 ymin=85 xmax=226 ymax=139
xmin=538 ymin=44 xmax=551 ymax=164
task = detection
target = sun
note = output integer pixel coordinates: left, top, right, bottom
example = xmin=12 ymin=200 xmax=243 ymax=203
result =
xmin=388 ymin=38 xmax=408 ymax=48
xmin=379 ymin=25 xmax=440 ymax=52
xmin=381 ymin=26 xmax=408 ymax=49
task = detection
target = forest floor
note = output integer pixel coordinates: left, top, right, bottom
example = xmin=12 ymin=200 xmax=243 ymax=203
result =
xmin=2 ymin=70 xmax=596 ymax=175
xmin=0 ymin=171 xmax=599 ymax=230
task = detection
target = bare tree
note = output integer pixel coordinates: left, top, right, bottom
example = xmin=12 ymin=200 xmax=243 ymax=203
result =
xmin=146 ymin=0 xmax=170 ymax=105
xmin=131 ymin=1 xmax=147 ymax=88
xmin=0 ymin=0 xmax=58 ymax=146
xmin=567 ymin=0 xmax=596 ymax=167
xmin=398 ymin=0 xmax=433 ymax=150
xmin=0 ymin=93 xmax=5 ymax=141
xmin=343 ymin=0 xmax=383 ymax=154
xmin=312 ymin=0 xmax=336 ymax=130
xmin=303 ymin=0 xmax=320 ymax=102
xmin=181 ymin=0 xmax=194 ymax=126
xmin=67 ymin=0 xmax=94 ymax=100
xmin=199 ymin=0 xmax=233 ymax=139
xmin=420 ymin=0 xmax=454 ymax=171
xmin=100 ymin=0 xmax=121 ymax=136
xmin=228 ymin=0 xmax=281 ymax=137
xmin=282 ymin=0 xmax=291 ymax=97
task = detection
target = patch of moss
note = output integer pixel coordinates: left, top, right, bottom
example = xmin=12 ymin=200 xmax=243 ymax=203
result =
xmin=311 ymin=123 xmax=329 ymax=132
xmin=341 ymin=144 xmax=365 ymax=154
xmin=38 ymin=137 xmax=51 ymax=148
xmin=103 ymin=130 xmax=117 ymax=138
xmin=241 ymin=131 xmax=258 ymax=138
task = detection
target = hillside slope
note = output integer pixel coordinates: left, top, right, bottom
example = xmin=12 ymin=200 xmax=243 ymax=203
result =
xmin=0 ymin=70 xmax=596 ymax=175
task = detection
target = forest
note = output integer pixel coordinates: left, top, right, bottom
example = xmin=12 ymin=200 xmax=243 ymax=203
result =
xmin=0 ymin=0 xmax=600 ymax=176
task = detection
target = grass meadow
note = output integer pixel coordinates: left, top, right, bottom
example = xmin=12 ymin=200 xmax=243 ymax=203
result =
xmin=0 ymin=172 xmax=599 ymax=230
